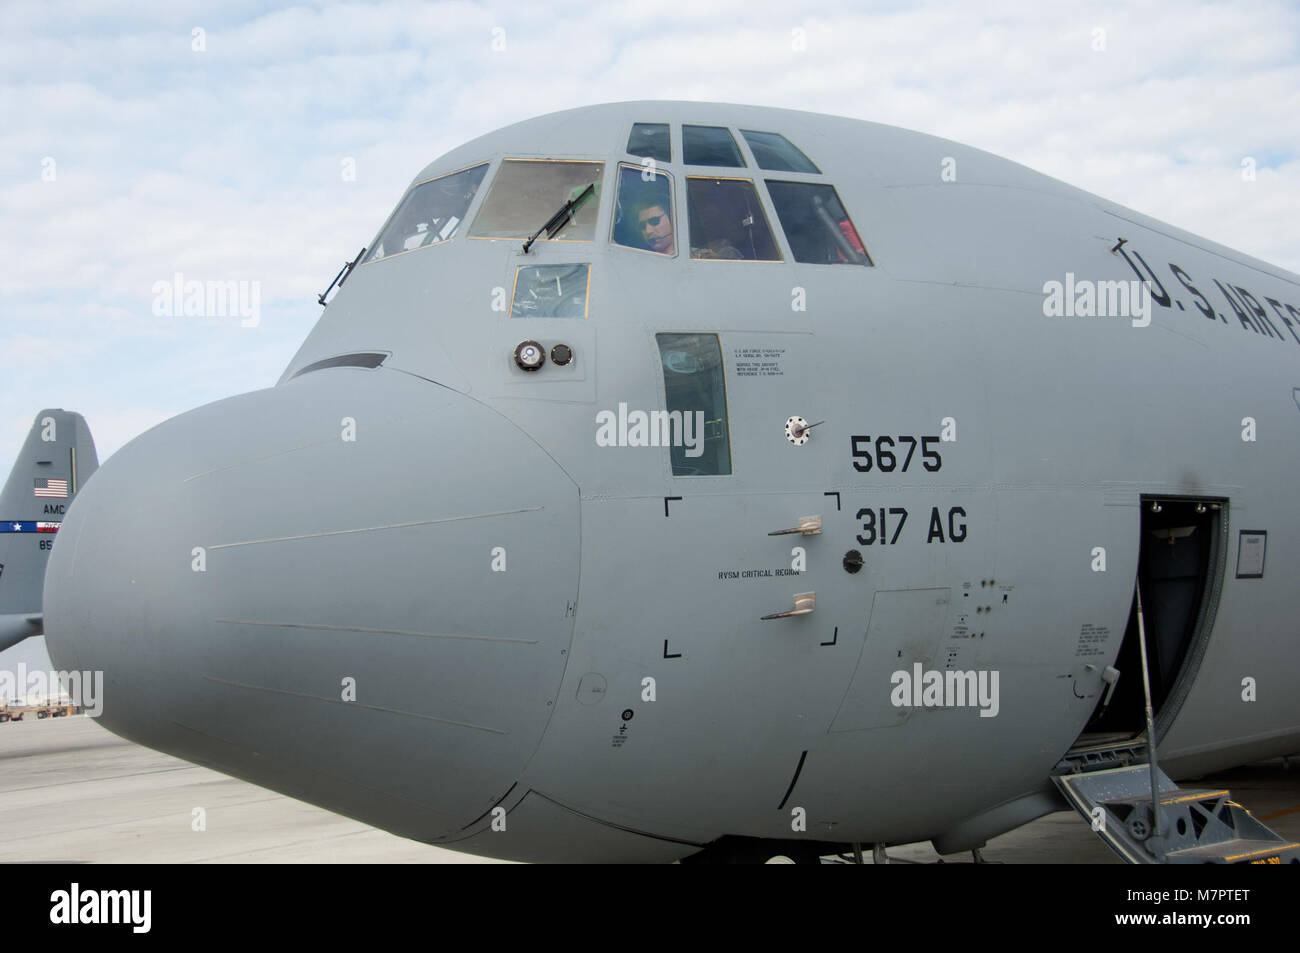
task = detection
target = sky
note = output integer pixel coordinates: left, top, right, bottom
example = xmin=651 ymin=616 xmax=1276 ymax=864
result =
xmin=1 ymin=0 xmax=1298 ymax=672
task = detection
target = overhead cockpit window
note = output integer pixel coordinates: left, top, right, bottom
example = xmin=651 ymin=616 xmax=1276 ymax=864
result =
xmin=686 ymin=177 xmax=781 ymax=261
xmin=765 ymin=181 xmax=871 ymax=265
xmin=740 ymin=130 xmax=820 ymax=173
xmin=682 ymin=125 xmax=746 ymax=167
xmin=364 ymin=163 xmax=488 ymax=263
xmin=612 ymin=164 xmax=675 ymax=255
xmin=627 ymin=122 xmax=671 ymax=163
xmin=656 ymin=333 xmax=732 ymax=476
xmin=510 ymin=264 xmax=590 ymax=318
xmin=469 ymin=159 xmax=604 ymax=241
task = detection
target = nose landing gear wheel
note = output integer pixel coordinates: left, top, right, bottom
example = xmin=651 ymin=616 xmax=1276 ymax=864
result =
xmin=682 ymin=837 xmax=825 ymax=864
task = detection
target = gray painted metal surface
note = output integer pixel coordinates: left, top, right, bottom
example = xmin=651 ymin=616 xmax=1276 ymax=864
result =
xmin=36 ymin=102 xmax=1300 ymax=862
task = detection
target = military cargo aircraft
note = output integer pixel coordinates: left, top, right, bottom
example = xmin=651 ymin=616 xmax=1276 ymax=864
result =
xmin=24 ymin=102 xmax=1300 ymax=862
xmin=0 ymin=410 xmax=96 ymax=653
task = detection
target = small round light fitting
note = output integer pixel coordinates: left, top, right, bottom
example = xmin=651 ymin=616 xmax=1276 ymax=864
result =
xmin=514 ymin=340 xmax=545 ymax=372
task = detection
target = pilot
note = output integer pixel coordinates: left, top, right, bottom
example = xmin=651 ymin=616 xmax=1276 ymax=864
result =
xmin=627 ymin=193 xmax=743 ymax=259
xmin=686 ymin=198 xmax=744 ymax=260
xmin=632 ymin=199 xmax=674 ymax=255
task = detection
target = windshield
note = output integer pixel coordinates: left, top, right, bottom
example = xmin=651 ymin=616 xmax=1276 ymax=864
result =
xmin=365 ymin=163 xmax=488 ymax=263
xmin=470 ymin=159 xmax=604 ymax=241
xmin=686 ymin=177 xmax=780 ymax=261
xmin=765 ymin=181 xmax=870 ymax=264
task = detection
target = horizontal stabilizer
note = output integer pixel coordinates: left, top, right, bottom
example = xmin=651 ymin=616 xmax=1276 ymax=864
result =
xmin=0 ymin=613 xmax=43 ymax=653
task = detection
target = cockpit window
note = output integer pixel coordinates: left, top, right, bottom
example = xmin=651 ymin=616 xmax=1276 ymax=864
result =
xmin=765 ymin=181 xmax=871 ymax=265
xmin=740 ymin=130 xmax=820 ymax=173
xmin=686 ymin=177 xmax=781 ymax=261
xmin=657 ymin=333 xmax=732 ymax=476
xmin=627 ymin=122 xmax=671 ymax=163
xmin=469 ymin=159 xmax=604 ymax=241
xmin=682 ymin=125 xmax=746 ymax=167
xmin=612 ymin=164 xmax=675 ymax=255
xmin=364 ymin=163 xmax=488 ymax=263
xmin=510 ymin=264 xmax=590 ymax=317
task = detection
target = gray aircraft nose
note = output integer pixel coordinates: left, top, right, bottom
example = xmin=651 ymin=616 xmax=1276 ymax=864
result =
xmin=44 ymin=369 xmax=580 ymax=843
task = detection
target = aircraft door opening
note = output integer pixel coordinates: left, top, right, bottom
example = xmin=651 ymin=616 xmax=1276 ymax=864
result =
xmin=1077 ymin=496 xmax=1226 ymax=745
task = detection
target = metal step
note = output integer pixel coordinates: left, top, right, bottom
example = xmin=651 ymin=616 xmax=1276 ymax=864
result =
xmin=1054 ymin=738 xmax=1149 ymax=775
xmin=1166 ymin=838 xmax=1300 ymax=864
xmin=1053 ymin=764 xmax=1300 ymax=864
xmin=1103 ymin=788 xmax=1229 ymax=809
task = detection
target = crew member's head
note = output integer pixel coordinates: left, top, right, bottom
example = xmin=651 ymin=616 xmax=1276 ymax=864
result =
xmin=634 ymin=201 xmax=674 ymax=255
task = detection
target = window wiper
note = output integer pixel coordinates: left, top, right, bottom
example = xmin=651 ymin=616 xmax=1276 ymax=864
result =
xmin=317 ymin=246 xmax=367 ymax=306
xmin=522 ymin=183 xmax=595 ymax=254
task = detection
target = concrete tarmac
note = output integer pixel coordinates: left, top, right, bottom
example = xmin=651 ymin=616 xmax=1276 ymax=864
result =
xmin=2 ymin=716 xmax=1298 ymax=863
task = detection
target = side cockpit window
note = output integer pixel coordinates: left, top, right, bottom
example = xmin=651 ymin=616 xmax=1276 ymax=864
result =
xmin=627 ymin=122 xmax=671 ymax=163
xmin=365 ymin=163 xmax=488 ymax=263
xmin=612 ymin=164 xmax=675 ymax=255
xmin=470 ymin=159 xmax=604 ymax=241
xmin=657 ymin=333 xmax=732 ymax=476
xmin=765 ymin=181 xmax=871 ymax=265
xmin=686 ymin=177 xmax=780 ymax=261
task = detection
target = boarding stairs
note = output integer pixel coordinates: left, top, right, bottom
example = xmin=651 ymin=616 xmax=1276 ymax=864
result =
xmin=1051 ymin=580 xmax=1298 ymax=864
xmin=1053 ymin=752 xmax=1298 ymax=863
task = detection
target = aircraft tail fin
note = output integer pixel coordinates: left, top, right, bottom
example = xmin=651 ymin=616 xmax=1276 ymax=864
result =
xmin=0 ymin=410 xmax=98 ymax=651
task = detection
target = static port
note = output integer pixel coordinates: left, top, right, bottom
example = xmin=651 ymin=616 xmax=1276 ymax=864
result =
xmin=551 ymin=343 xmax=574 ymax=366
xmin=514 ymin=340 xmax=545 ymax=371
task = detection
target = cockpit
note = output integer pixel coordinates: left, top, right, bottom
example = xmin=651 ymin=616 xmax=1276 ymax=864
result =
xmin=310 ymin=115 xmax=879 ymax=482
xmin=356 ymin=121 xmax=871 ymax=271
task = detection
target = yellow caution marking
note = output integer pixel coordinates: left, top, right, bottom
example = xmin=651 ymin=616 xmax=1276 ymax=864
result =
xmin=1224 ymin=843 xmax=1299 ymax=862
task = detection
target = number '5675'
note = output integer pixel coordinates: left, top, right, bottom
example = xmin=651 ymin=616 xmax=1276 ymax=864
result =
xmin=850 ymin=435 xmax=941 ymax=473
